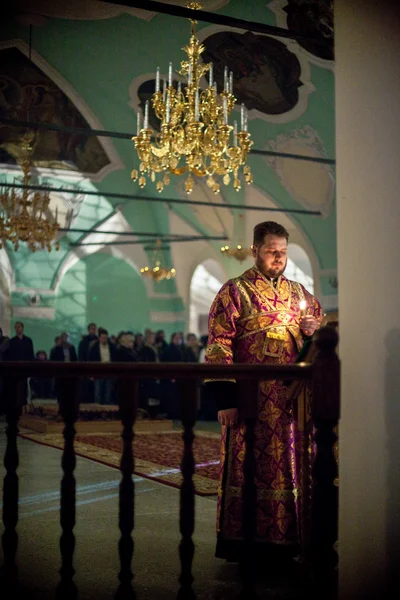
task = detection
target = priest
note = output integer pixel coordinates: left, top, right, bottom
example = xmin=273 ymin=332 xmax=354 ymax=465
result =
xmin=205 ymin=221 xmax=322 ymax=562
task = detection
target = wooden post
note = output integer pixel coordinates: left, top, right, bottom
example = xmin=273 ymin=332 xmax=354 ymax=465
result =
xmin=1 ymin=378 xmax=24 ymax=585
xmin=56 ymin=377 xmax=80 ymax=600
xmin=176 ymin=378 xmax=197 ymax=600
xmin=239 ymin=379 xmax=259 ymax=596
xmin=310 ymin=326 xmax=340 ymax=594
xmin=115 ymin=377 xmax=139 ymax=599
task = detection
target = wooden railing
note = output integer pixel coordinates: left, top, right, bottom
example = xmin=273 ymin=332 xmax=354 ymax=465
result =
xmin=0 ymin=327 xmax=340 ymax=599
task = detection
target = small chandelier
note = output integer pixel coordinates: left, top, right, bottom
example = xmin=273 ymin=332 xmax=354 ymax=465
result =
xmin=220 ymin=214 xmax=252 ymax=262
xmin=131 ymin=2 xmax=253 ymax=196
xmin=140 ymin=240 xmax=176 ymax=282
xmin=220 ymin=244 xmax=252 ymax=263
xmin=0 ymin=133 xmax=60 ymax=252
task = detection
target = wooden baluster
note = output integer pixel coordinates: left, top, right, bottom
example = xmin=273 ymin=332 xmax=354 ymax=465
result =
xmin=176 ymin=378 xmax=197 ymax=600
xmin=310 ymin=327 xmax=340 ymax=594
xmin=1 ymin=378 xmax=24 ymax=585
xmin=56 ymin=377 xmax=80 ymax=600
xmin=239 ymin=379 xmax=259 ymax=596
xmin=115 ymin=377 xmax=138 ymax=600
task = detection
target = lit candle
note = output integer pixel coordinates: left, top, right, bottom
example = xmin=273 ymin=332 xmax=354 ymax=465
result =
xmin=224 ymin=66 xmax=228 ymax=92
xmin=195 ymin=89 xmax=200 ymax=121
xmin=241 ymin=103 xmax=245 ymax=130
xmin=233 ymin=120 xmax=238 ymax=146
xmin=144 ymin=100 xmax=149 ymax=129
xmin=223 ymin=96 xmax=228 ymax=125
xmin=155 ymin=67 xmax=160 ymax=92
xmin=168 ymin=62 xmax=173 ymax=87
xmin=229 ymin=71 xmax=233 ymax=94
xmin=209 ymin=63 xmax=213 ymax=87
xmin=299 ymin=300 xmax=307 ymax=317
xmin=137 ymin=109 xmax=142 ymax=135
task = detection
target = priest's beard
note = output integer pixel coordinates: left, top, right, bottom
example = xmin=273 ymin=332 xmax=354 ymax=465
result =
xmin=256 ymin=257 xmax=287 ymax=280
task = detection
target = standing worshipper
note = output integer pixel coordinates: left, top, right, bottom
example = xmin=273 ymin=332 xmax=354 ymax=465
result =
xmin=88 ymin=329 xmax=116 ymax=404
xmin=78 ymin=322 xmax=98 ymax=361
xmin=4 ymin=321 xmax=35 ymax=407
xmin=205 ymin=221 xmax=322 ymax=563
xmin=138 ymin=330 xmax=161 ymax=418
xmin=182 ymin=333 xmax=200 ymax=362
xmin=0 ymin=327 xmax=10 ymax=412
xmin=51 ymin=332 xmax=78 ymax=363
xmin=6 ymin=322 xmax=34 ymax=362
xmin=155 ymin=330 xmax=168 ymax=360
xmin=50 ymin=333 xmax=78 ymax=406
xmin=161 ymin=332 xmax=184 ymax=419
xmin=78 ymin=322 xmax=98 ymax=402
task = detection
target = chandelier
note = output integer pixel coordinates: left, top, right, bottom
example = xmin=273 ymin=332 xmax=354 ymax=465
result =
xmin=220 ymin=244 xmax=252 ymax=263
xmin=0 ymin=133 xmax=60 ymax=252
xmin=220 ymin=214 xmax=252 ymax=262
xmin=131 ymin=2 xmax=253 ymax=196
xmin=140 ymin=240 xmax=176 ymax=282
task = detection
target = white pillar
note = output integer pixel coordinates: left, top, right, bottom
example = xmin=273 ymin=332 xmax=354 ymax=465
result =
xmin=335 ymin=1 xmax=400 ymax=598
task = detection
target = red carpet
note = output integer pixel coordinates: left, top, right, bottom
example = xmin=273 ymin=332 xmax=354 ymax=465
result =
xmin=19 ymin=430 xmax=221 ymax=496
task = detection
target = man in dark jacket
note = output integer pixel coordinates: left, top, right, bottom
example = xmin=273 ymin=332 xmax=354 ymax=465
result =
xmin=78 ymin=323 xmax=98 ymax=361
xmin=51 ymin=332 xmax=78 ymax=406
xmin=51 ymin=332 xmax=78 ymax=363
xmin=6 ymin=321 xmax=34 ymax=361
xmin=88 ymin=329 xmax=117 ymax=404
xmin=4 ymin=321 xmax=35 ymax=407
xmin=78 ymin=323 xmax=98 ymax=403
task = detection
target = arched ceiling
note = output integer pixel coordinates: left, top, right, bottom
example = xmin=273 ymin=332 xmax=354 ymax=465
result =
xmin=0 ymin=0 xmax=336 ymax=290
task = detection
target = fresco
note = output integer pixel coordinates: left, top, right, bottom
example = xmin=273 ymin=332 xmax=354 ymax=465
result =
xmin=283 ymin=0 xmax=334 ymax=61
xmin=0 ymin=48 xmax=110 ymax=174
xmin=202 ymin=31 xmax=302 ymax=116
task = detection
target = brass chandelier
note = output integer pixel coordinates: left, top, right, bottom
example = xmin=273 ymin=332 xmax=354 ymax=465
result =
xmin=140 ymin=239 xmax=176 ymax=282
xmin=0 ymin=133 xmax=60 ymax=252
xmin=220 ymin=214 xmax=252 ymax=262
xmin=131 ymin=2 xmax=253 ymax=196
xmin=220 ymin=243 xmax=252 ymax=263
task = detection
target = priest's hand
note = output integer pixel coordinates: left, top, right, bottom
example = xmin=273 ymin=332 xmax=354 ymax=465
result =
xmin=300 ymin=315 xmax=319 ymax=337
xmin=218 ymin=408 xmax=238 ymax=428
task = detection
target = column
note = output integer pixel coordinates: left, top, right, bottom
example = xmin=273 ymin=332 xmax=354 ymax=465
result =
xmin=335 ymin=1 xmax=400 ymax=598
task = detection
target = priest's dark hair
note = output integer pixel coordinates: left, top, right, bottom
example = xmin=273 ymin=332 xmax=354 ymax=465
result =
xmin=253 ymin=221 xmax=289 ymax=246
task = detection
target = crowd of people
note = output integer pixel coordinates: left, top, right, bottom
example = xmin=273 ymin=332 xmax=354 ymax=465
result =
xmin=0 ymin=321 xmax=214 ymax=420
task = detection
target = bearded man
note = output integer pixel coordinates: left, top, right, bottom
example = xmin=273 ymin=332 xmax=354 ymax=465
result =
xmin=205 ymin=221 xmax=322 ymax=562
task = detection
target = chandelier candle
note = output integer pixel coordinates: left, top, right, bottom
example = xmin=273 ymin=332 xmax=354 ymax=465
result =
xmin=131 ymin=2 xmax=253 ymax=195
xmin=156 ymin=67 xmax=160 ymax=92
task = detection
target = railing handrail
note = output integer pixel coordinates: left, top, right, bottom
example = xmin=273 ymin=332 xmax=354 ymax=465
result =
xmin=0 ymin=360 xmax=312 ymax=380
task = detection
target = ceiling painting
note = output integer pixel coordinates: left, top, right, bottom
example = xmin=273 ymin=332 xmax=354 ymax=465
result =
xmin=268 ymin=0 xmax=334 ymax=67
xmin=0 ymin=48 xmax=110 ymax=175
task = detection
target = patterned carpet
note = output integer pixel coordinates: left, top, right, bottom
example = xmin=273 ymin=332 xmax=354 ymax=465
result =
xmin=19 ymin=430 xmax=221 ymax=496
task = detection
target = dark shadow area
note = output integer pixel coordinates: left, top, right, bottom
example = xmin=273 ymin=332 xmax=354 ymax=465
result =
xmin=385 ymin=328 xmax=400 ymax=594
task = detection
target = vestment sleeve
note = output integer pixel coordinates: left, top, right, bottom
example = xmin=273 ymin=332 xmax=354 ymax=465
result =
xmin=303 ymin=286 xmax=323 ymax=325
xmin=300 ymin=285 xmax=324 ymax=342
xmin=204 ymin=280 xmax=241 ymax=411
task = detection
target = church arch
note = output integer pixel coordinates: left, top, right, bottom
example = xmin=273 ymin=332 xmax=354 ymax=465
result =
xmin=189 ymin=258 xmax=225 ymax=336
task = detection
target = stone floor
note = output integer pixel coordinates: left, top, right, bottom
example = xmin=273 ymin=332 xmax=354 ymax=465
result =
xmin=0 ymin=419 xmax=312 ymax=600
